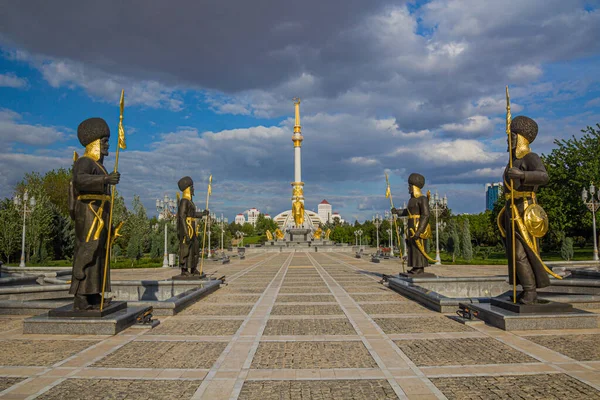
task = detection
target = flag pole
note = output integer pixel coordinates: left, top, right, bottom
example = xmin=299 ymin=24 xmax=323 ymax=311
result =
xmin=199 ymin=175 xmax=212 ymax=276
xmin=386 ymin=173 xmax=405 ymax=272
xmin=100 ymin=89 xmax=126 ymax=312
xmin=506 ymin=86 xmax=517 ymax=304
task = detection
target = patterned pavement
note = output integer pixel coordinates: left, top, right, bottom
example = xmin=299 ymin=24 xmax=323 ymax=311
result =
xmin=0 ymin=252 xmax=599 ymax=399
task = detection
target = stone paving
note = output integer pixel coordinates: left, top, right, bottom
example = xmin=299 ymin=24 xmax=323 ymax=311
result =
xmin=0 ymin=252 xmax=599 ymax=400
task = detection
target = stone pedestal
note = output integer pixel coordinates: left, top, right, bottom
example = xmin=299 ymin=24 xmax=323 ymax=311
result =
xmin=399 ymin=271 xmax=437 ymax=279
xmin=491 ymin=297 xmax=573 ymax=314
xmin=48 ymin=301 xmax=127 ymax=318
xmin=24 ymin=304 xmax=152 ymax=335
xmin=462 ymin=299 xmax=599 ymax=331
xmin=172 ymin=274 xmax=206 ymax=280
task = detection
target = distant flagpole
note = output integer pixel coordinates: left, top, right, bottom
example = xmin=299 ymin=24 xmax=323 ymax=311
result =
xmin=385 ymin=173 xmax=405 ymax=272
xmin=199 ymin=175 xmax=212 ymax=276
xmin=100 ymin=89 xmax=126 ymax=312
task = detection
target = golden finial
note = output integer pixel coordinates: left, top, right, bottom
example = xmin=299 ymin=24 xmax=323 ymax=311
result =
xmin=293 ymin=97 xmax=301 ymax=132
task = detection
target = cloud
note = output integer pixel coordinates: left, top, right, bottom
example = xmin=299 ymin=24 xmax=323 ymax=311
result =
xmin=0 ymin=108 xmax=68 ymax=146
xmin=441 ymin=116 xmax=497 ymax=137
xmin=0 ymin=72 xmax=28 ymax=88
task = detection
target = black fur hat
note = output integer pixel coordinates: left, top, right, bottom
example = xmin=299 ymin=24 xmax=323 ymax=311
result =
xmin=510 ymin=116 xmax=538 ymax=143
xmin=77 ymin=118 xmax=110 ymax=146
xmin=408 ymin=173 xmax=425 ymax=189
xmin=178 ymin=176 xmax=193 ymax=191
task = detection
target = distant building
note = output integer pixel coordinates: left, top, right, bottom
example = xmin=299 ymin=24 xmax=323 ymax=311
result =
xmin=235 ymin=213 xmax=245 ymax=225
xmin=264 ymin=214 xmax=271 ymax=220
xmin=318 ymin=200 xmax=332 ymax=224
xmin=246 ymin=208 xmax=260 ymax=226
xmin=485 ymin=182 xmax=503 ymax=211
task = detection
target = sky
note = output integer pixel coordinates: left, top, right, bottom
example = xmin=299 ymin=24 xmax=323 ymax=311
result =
xmin=1 ymin=0 xmax=599 ymax=222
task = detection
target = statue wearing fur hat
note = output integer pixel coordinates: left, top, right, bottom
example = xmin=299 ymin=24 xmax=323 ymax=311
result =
xmin=177 ymin=176 xmax=209 ymax=277
xmin=69 ymin=118 xmax=121 ymax=310
xmin=498 ymin=115 xmax=558 ymax=304
xmin=391 ymin=173 xmax=434 ymax=275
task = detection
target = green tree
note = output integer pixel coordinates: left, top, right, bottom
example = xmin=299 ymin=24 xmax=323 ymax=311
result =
xmin=561 ymin=237 xmax=574 ymax=261
xmin=538 ymin=124 xmax=600 ymax=246
xmin=461 ymin=219 xmax=473 ymax=262
xmin=0 ymin=198 xmax=21 ymax=263
xmin=241 ymin=222 xmax=255 ymax=236
xmin=254 ymin=214 xmax=278 ymax=236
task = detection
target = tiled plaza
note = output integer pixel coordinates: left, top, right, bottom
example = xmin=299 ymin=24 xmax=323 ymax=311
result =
xmin=0 ymin=252 xmax=599 ymax=399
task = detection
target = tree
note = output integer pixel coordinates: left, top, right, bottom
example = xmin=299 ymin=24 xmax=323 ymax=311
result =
xmin=561 ymin=237 xmax=574 ymax=261
xmin=538 ymin=124 xmax=600 ymax=246
xmin=254 ymin=214 xmax=278 ymax=236
xmin=446 ymin=219 xmax=461 ymax=262
xmin=124 ymin=195 xmax=149 ymax=262
xmin=461 ymin=219 xmax=473 ymax=262
xmin=241 ymin=222 xmax=255 ymax=236
xmin=0 ymin=199 xmax=21 ymax=263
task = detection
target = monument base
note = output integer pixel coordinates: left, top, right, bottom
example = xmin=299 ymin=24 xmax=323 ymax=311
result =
xmin=172 ymin=274 xmax=206 ymax=280
xmin=24 ymin=305 xmax=152 ymax=335
xmin=399 ymin=272 xmax=437 ymax=279
xmin=462 ymin=300 xmax=599 ymax=331
xmin=491 ymin=297 xmax=573 ymax=314
xmin=48 ymin=300 xmax=127 ymax=318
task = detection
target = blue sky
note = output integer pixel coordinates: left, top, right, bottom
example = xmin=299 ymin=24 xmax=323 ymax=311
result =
xmin=1 ymin=0 xmax=599 ymax=222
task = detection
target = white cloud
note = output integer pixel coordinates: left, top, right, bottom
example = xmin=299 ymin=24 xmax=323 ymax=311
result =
xmin=0 ymin=108 xmax=67 ymax=146
xmin=0 ymin=72 xmax=28 ymax=88
xmin=347 ymin=157 xmax=379 ymax=166
xmin=441 ymin=116 xmax=496 ymax=137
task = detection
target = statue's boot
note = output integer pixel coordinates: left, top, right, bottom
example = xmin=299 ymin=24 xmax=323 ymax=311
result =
xmin=519 ymin=290 xmax=538 ymax=305
xmin=73 ymin=294 xmax=93 ymax=311
xmin=181 ymin=268 xmax=191 ymax=277
xmin=408 ymin=267 xmax=424 ymax=275
xmin=191 ymin=268 xmax=201 ymax=276
xmin=515 ymin=251 xmax=537 ymax=305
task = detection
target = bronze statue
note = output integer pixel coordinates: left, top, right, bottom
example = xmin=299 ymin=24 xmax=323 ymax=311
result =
xmin=391 ymin=173 xmax=434 ymax=275
xmin=177 ymin=176 xmax=209 ymax=276
xmin=69 ymin=118 xmax=121 ymax=310
xmin=497 ymin=116 xmax=559 ymax=304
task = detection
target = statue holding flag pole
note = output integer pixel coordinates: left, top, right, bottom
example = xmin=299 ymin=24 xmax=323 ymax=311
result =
xmin=497 ymin=87 xmax=561 ymax=305
xmin=69 ymin=90 xmax=126 ymax=311
xmin=175 ymin=176 xmax=210 ymax=279
xmin=384 ymin=173 xmax=405 ymax=272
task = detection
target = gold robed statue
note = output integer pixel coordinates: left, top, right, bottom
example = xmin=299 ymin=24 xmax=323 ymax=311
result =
xmin=266 ymin=230 xmax=273 ymax=241
xmin=275 ymin=228 xmax=285 ymax=240
xmin=292 ymin=197 xmax=304 ymax=226
xmin=313 ymin=227 xmax=323 ymax=240
xmin=325 ymin=229 xmax=331 ymax=240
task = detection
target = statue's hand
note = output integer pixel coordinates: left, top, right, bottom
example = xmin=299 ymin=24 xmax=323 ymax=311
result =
xmin=391 ymin=207 xmax=398 ymax=215
xmin=507 ymin=167 xmax=524 ymax=180
xmin=202 ymin=209 xmax=210 ymax=216
xmin=106 ymin=172 xmax=121 ymax=185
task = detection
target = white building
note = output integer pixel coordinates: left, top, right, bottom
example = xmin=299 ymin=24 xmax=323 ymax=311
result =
xmin=264 ymin=214 xmax=271 ymax=220
xmin=331 ymin=212 xmax=344 ymax=224
xmin=235 ymin=213 xmax=245 ymax=225
xmin=245 ymin=208 xmax=261 ymax=226
xmin=318 ymin=200 xmax=332 ymax=224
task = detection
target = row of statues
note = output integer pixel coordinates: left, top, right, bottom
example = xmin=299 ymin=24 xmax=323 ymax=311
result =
xmin=396 ymin=115 xmax=551 ymax=304
xmin=68 ymin=108 xmax=552 ymax=309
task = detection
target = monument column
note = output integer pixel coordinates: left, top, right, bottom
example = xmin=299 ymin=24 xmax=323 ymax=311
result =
xmin=291 ymin=98 xmax=305 ymax=227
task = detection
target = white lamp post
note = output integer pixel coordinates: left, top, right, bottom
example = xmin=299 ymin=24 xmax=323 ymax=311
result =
xmin=372 ymin=213 xmax=382 ymax=252
xmin=429 ymin=192 xmax=448 ymax=265
xmin=13 ymin=190 xmax=35 ymax=267
xmin=582 ymin=183 xmax=600 ymax=261
xmin=156 ymin=194 xmax=176 ymax=268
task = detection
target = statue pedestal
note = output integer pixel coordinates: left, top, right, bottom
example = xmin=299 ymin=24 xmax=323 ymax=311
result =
xmin=172 ymin=274 xmax=206 ymax=280
xmin=24 ymin=302 xmax=153 ymax=335
xmin=287 ymin=228 xmax=312 ymax=242
xmin=48 ymin=301 xmax=127 ymax=318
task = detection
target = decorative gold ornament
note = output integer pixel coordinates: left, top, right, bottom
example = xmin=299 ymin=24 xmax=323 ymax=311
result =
xmin=275 ymin=228 xmax=285 ymax=240
xmin=313 ymin=227 xmax=323 ymax=239
xmin=325 ymin=229 xmax=331 ymax=240
xmin=84 ymin=139 xmax=102 ymax=161
xmin=412 ymin=186 xmax=422 ymax=198
xmin=524 ymin=204 xmax=548 ymax=238
xmin=292 ymin=198 xmax=305 ymax=226
xmin=266 ymin=230 xmax=273 ymax=241
xmin=292 ymin=183 xmax=304 ymax=198
xmin=515 ymin=135 xmax=531 ymax=159
xmin=182 ymin=187 xmax=192 ymax=200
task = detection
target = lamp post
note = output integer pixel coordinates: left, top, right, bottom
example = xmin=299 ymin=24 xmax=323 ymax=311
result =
xmin=385 ymin=210 xmax=394 ymax=256
xmin=156 ymin=194 xmax=176 ymax=268
xmin=216 ymin=214 xmax=228 ymax=254
xmin=582 ymin=183 xmax=600 ymax=261
xmin=236 ymin=231 xmax=245 ymax=247
xmin=372 ymin=213 xmax=382 ymax=253
xmin=429 ymin=192 xmax=448 ymax=265
xmin=13 ymin=190 xmax=36 ymax=267
xmin=400 ymin=201 xmax=408 ymax=257
xmin=354 ymin=230 xmax=359 ymax=247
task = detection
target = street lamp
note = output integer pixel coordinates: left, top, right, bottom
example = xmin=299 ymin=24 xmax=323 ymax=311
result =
xmin=236 ymin=230 xmax=245 ymax=247
xmin=385 ymin=210 xmax=394 ymax=256
xmin=582 ymin=183 xmax=600 ymax=261
xmin=400 ymin=201 xmax=408 ymax=257
xmin=13 ymin=190 xmax=36 ymax=267
xmin=215 ymin=213 xmax=228 ymax=254
xmin=156 ymin=194 xmax=176 ymax=268
xmin=372 ymin=213 xmax=382 ymax=252
xmin=354 ymin=230 xmax=359 ymax=247
xmin=429 ymin=192 xmax=448 ymax=265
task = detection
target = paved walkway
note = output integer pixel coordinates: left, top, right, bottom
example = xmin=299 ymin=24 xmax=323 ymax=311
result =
xmin=0 ymin=253 xmax=599 ymax=399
